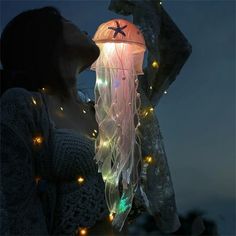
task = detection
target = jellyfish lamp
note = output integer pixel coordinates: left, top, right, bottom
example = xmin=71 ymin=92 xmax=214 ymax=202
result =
xmin=91 ymin=19 xmax=146 ymax=231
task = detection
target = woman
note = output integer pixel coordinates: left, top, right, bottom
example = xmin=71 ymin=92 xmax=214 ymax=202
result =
xmin=0 ymin=6 xmax=180 ymax=236
xmin=0 ymin=6 xmax=115 ymax=235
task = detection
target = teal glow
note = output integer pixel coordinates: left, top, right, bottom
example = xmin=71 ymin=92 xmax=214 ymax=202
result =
xmin=118 ymin=194 xmax=131 ymax=213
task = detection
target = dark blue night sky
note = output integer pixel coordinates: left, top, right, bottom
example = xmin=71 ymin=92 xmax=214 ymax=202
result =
xmin=1 ymin=1 xmax=235 ymax=235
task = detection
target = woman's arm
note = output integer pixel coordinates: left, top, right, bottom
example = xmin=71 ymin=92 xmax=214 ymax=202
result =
xmin=109 ymin=0 xmax=192 ymax=106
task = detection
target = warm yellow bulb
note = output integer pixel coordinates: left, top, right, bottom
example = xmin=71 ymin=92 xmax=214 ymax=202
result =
xmin=32 ymin=97 xmax=37 ymax=105
xmin=92 ymin=132 xmax=96 ymax=137
xmin=152 ymin=60 xmax=159 ymax=68
xmin=150 ymin=107 xmax=154 ymax=112
xmin=94 ymin=129 xmax=97 ymax=133
xmin=83 ymin=109 xmax=87 ymax=114
xmin=109 ymin=213 xmax=114 ymax=222
xmin=144 ymin=156 xmax=153 ymax=164
xmin=101 ymin=140 xmax=109 ymax=147
xmin=149 ymin=86 xmax=153 ymax=90
xmin=60 ymin=107 xmax=64 ymax=111
xmin=33 ymin=136 xmax=43 ymax=145
xmin=77 ymin=177 xmax=85 ymax=184
xmin=79 ymin=228 xmax=87 ymax=235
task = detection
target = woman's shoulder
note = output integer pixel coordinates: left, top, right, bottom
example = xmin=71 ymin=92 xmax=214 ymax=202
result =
xmin=1 ymin=87 xmax=47 ymax=115
xmin=0 ymin=87 xmax=50 ymax=135
xmin=1 ymin=87 xmax=42 ymax=102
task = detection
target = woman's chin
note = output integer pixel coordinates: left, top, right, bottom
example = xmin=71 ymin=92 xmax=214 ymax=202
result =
xmin=79 ymin=44 xmax=100 ymax=73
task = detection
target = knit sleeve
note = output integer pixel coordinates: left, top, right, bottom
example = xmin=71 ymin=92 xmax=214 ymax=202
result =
xmin=136 ymin=88 xmax=180 ymax=233
xmin=0 ymin=88 xmax=49 ymax=235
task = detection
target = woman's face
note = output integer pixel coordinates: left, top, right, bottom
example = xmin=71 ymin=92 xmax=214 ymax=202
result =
xmin=62 ymin=18 xmax=100 ymax=73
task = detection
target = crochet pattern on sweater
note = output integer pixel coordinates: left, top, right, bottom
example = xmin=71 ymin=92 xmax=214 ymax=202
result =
xmin=1 ymin=87 xmax=180 ymax=235
xmin=0 ymin=88 xmax=108 ymax=235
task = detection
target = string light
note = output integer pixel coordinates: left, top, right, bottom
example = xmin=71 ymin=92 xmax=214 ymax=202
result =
xmin=77 ymin=176 xmax=85 ymax=184
xmin=97 ymin=78 xmax=108 ymax=86
xmin=79 ymin=228 xmax=87 ymax=235
xmin=33 ymin=136 xmax=43 ymax=145
xmin=60 ymin=107 xmax=64 ymax=111
xmin=144 ymin=156 xmax=153 ymax=164
xmin=109 ymin=213 xmax=114 ymax=222
xmin=149 ymin=86 xmax=153 ymax=90
xmin=160 ymin=1 xmax=162 ymax=5
xmin=83 ymin=109 xmax=86 ymax=114
xmin=101 ymin=140 xmax=109 ymax=147
xmin=152 ymin=60 xmax=159 ymax=69
xmin=118 ymin=194 xmax=131 ymax=213
xmin=42 ymin=87 xmax=46 ymax=91
xmin=32 ymin=97 xmax=37 ymax=105
xmin=94 ymin=129 xmax=97 ymax=133
xmin=164 ymin=90 xmax=167 ymax=94
xmin=141 ymin=107 xmax=154 ymax=118
xmin=92 ymin=132 xmax=96 ymax=137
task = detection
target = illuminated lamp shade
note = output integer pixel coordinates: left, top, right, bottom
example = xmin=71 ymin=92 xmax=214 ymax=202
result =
xmin=90 ymin=19 xmax=146 ymax=231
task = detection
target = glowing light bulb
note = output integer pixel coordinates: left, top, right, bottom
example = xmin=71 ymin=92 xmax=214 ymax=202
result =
xmin=149 ymin=86 xmax=153 ymax=90
xmin=152 ymin=60 xmax=159 ymax=68
xmin=97 ymin=78 xmax=108 ymax=87
xmin=144 ymin=111 xmax=149 ymax=117
xmin=83 ymin=109 xmax=86 ymax=114
xmin=60 ymin=107 xmax=64 ymax=111
xmin=109 ymin=213 xmax=114 ymax=222
xmin=149 ymin=107 xmax=154 ymax=112
xmin=79 ymin=228 xmax=87 ymax=235
xmin=94 ymin=129 xmax=97 ymax=133
xmin=144 ymin=156 xmax=153 ymax=164
xmin=92 ymin=132 xmax=96 ymax=137
xmin=32 ymin=97 xmax=37 ymax=105
xmin=33 ymin=136 xmax=43 ymax=145
xmin=77 ymin=177 xmax=85 ymax=184
xmin=118 ymin=194 xmax=131 ymax=213
xmin=164 ymin=90 xmax=167 ymax=94
xmin=42 ymin=87 xmax=46 ymax=91
xmin=101 ymin=140 xmax=109 ymax=147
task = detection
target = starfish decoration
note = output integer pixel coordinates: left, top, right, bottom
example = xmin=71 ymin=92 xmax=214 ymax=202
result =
xmin=108 ymin=21 xmax=127 ymax=38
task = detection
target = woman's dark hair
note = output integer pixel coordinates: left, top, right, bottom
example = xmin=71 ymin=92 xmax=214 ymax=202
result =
xmin=0 ymin=6 xmax=70 ymax=98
